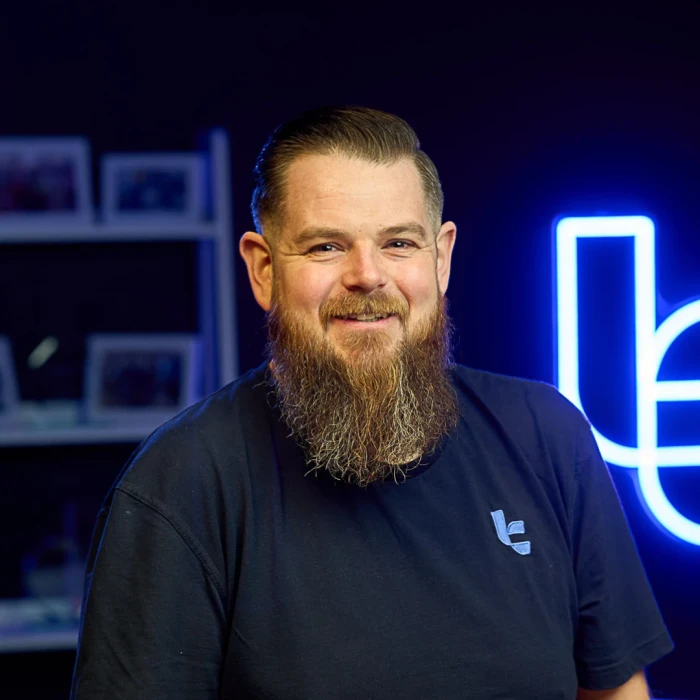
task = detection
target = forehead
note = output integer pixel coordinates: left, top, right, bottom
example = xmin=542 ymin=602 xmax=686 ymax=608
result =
xmin=281 ymin=154 xmax=427 ymax=233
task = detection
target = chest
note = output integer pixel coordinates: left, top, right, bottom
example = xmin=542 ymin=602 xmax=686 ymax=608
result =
xmin=222 ymin=459 xmax=579 ymax=699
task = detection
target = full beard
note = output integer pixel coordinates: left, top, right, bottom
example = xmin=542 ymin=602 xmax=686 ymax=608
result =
xmin=265 ymin=290 xmax=460 ymax=488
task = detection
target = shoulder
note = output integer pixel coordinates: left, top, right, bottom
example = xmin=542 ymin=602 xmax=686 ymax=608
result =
xmin=451 ymin=363 xmax=584 ymax=419
xmin=450 ymin=364 xmax=593 ymax=464
xmin=113 ymin=362 xmax=272 ymax=504
xmin=148 ymin=361 xmax=272 ymax=445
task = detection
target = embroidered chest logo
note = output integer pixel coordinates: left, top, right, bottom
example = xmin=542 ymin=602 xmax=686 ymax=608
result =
xmin=490 ymin=510 xmax=531 ymax=556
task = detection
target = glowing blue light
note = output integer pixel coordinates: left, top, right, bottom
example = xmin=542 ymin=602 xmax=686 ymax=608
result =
xmin=555 ymin=215 xmax=700 ymax=545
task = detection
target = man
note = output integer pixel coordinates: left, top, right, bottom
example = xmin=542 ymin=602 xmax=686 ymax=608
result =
xmin=71 ymin=106 xmax=673 ymax=699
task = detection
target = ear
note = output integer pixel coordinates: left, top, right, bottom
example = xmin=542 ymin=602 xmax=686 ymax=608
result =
xmin=435 ymin=221 xmax=457 ymax=295
xmin=239 ymin=231 xmax=273 ymax=311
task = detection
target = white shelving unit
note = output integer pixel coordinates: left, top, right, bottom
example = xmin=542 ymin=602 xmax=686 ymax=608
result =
xmin=0 ymin=129 xmax=237 ymax=448
xmin=1 ymin=421 xmax=174 ymax=447
xmin=0 ymin=597 xmax=79 ymax=653
xmin=0 ymin=129 xmax=239 ymax=654
xmin=0 ymin=627 xmax=78 ymax=653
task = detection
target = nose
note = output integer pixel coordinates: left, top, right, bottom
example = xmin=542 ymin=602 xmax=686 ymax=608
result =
xmin=340 ymin=243 xmax=388 ymax=293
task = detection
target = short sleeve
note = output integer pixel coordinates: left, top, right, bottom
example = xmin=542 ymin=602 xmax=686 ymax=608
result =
xmin=572 ymin=425 xmax=674 ymax=690
xmin=70 ymin=488 xmax=226 ymax=699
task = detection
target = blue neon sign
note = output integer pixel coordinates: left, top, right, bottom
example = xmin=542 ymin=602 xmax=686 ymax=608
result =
xmin=555 ymin=215 xmax=700 ymax=545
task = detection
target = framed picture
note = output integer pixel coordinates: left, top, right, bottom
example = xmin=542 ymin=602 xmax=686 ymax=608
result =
xmin=84 ymin=334 xmax=202 ymax=426
xmin=0 ymin=137 xmax=93 ymax=227
xmin=0 ymin=336 xmax=20 ymax=423
xmin=101 ymin=153 xmax=204 ymax=224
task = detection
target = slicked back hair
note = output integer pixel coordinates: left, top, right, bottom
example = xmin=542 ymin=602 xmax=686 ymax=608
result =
xmin=251 ymin=106 xmax=444 ymax=246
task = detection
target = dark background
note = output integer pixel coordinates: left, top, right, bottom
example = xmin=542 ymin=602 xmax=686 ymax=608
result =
xmin=1 ymin=3 xmax=699 ymax=698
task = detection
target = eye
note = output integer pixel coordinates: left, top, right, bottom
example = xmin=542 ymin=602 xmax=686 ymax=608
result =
xmin=308 ymin=243 xmax=341 ymax=254
xmin=386 ymin=240 xmax=416 ymax=250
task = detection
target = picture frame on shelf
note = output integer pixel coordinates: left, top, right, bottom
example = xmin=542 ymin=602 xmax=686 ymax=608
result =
xmin=0 ymin=336 xmax=20 ymax=424
xmin=84 ymin=334 xmax=202 ymax=427
xmin=101 ymin=153 xmax=204 ymax=224
xmin=0 ymin=137 xmax=93 ymax=228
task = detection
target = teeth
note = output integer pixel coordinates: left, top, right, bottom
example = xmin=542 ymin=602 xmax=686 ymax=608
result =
xmin=340 ymin=313 xmax=389 ymax=321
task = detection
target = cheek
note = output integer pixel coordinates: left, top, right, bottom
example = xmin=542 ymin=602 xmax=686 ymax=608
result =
xmin=396 ymin=264 xmax=439 ymax=307
xmin=279 ymin=269 xmax=333 ymax=314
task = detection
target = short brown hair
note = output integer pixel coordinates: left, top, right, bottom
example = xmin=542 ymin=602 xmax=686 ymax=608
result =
xmin=251 ymin=106 xmax=444 ymax=244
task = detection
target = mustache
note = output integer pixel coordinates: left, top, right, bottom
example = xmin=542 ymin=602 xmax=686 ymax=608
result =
xmin=319 ymin=291 xmax=410 ymax=327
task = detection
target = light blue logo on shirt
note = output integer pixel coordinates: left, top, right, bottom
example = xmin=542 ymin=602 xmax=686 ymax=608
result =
xmin=490 ymin=510 xmax=531 ymax=556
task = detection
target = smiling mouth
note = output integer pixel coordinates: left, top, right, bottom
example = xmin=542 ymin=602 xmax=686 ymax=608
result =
xmin=334 ymin=313 xmax=395 ymax=323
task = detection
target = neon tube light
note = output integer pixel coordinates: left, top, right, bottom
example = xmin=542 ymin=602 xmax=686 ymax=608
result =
xmin=555 ymin=216 xmax=700 ymax=544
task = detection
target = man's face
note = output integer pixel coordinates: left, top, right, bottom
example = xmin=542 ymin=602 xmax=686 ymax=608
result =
xmin=240 ymin=153 xmax=459 ymax=485
xmin=266 ymin=154 xmax=456 ymax=361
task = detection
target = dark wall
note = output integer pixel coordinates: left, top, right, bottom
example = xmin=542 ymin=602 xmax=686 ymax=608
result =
xmin=1 ymin=4 xmax=698 ymax=698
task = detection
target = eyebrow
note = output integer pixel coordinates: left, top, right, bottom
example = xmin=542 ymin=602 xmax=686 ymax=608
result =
xmin=292 ymin=221 xmax=430 ymax=247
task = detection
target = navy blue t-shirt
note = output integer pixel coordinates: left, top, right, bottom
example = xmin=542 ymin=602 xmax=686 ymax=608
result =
xmin=71 ymin=363 xmax=673 ymax=699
